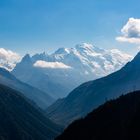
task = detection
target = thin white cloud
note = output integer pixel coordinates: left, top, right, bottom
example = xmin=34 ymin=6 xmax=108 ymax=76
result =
xmin=34 ymin=60 xmax=71 ymax=69
xmin=0 ymin=48 xmax=21 ymax=71
xmin=116 ymin=18 xmax=140 ymax=44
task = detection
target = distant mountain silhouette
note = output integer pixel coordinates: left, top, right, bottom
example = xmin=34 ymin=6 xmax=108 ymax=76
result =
xmin=56 ymin=90 xmax=140 ymax=140
xmin=46 ymin=52 xmax=140 ymax=125
xmin=0 ymin=84 xmax=62 ymax=140
xmin=0 ymin=67 xmax=54 ymax=109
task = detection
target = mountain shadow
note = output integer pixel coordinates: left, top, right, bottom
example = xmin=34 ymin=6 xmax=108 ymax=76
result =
xmin=0 ymin=84 xmax=62 ymax=140
xmin=46 ymin=52 xmax=140 ymax=126
xmin=0 ymin=67 xmax=54 ymax=109
xmin=56 ymin=90 xmax=140 ymax=140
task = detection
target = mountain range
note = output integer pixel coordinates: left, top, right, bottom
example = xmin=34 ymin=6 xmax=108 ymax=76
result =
xmin=0 ymin=67 xmax=54 ymax=109
xmin=56 ymin=90 xmax=140 ymax=140
xmin=12 ymin=43 xmax=131 ymax=99
xmin=46 ymin=51 xmax=140 ymax=126
xmin=0 ymin=44 xmax=138 ymax=139
xmin=0 ymin=84 xmax=62 ymax=140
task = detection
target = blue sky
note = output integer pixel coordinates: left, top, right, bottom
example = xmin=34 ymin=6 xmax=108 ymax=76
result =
xmin=0 ymin=0 xmax=140 ymax=55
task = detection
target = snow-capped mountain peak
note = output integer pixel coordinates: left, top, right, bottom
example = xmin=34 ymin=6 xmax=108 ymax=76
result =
xmin=32 ymin=52 xmax=49 ymax=62
xmin=51 ymin=43 xmax=132 ymax=77
xmin=12 ymin=43 xmax=132 ymax=99
xmin=54 ymin=48 xmax=71 ymax=55
xmin=75 ymin=43 xmax=94 ymax=50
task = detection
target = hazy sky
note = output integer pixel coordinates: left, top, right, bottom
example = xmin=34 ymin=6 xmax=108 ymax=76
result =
xmin=0 ymin=0 xmax=140 ymax=55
